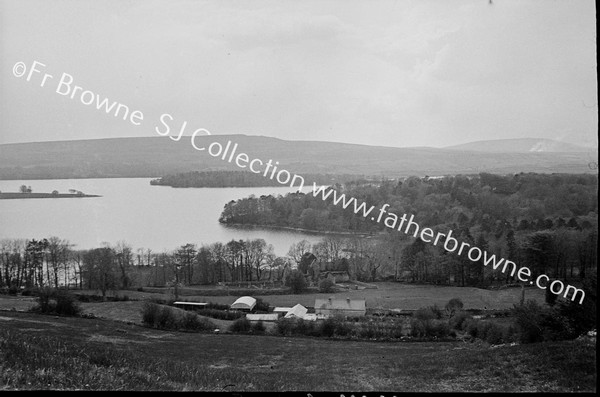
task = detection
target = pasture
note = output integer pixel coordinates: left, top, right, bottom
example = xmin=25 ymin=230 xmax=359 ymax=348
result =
xmin=74 ymin=282 xmax=546 ymax=310
xmin=0 ymin=311 xmax=595 ymax=392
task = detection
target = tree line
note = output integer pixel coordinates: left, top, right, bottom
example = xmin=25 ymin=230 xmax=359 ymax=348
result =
xmin=150 ymin=170 xmax=375 ymax=188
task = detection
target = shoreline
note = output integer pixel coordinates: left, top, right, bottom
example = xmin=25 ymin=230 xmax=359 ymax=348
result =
xmin=221 ymin=222 xmax=379 ymax=237
xmin=0 ymin=192 xmax=101 ymax=200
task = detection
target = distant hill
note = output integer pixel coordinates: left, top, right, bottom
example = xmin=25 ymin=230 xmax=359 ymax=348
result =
xmin=0 ymin=135 xmax=596 ymax=180
xmin=445 ymin=138 xmax=592 ymax=153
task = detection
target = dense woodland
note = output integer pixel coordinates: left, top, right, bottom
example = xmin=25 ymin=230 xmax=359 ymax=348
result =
xmin=219 ymin=173 xmax=598 ymax=285
xmin=150 ymin=170 xmax=373 ymax=188
xmin=1 ymin=173 xmax=597 ymax=292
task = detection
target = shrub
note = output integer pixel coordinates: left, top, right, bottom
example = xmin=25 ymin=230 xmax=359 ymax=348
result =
xmin=429 ymin=304 xmax=444 ymax=319
xmin=428 ymin=320 xmax=450 ymax=338
xmin=21 ymin=288 xmax=35 ymax=297
xmin=465 ymin=318 xmax=479 ymax=338
xmin=155 ymin=306 xmax=178 ymax=329
xmin=196 ymin=308 xmax=243 ymax=321
xmin=414 ymin=307 xmax=436 ymax=322
xmin=30 ymin=287 xmax=81 ymax=316
xmin=142 ymin=302 xmax=161 ymax=326
xmin=142 ymin=303 xmax=215 ymax=331
xmin=545 ymin=284 xmax=558 ymax=306
xmin=445 ymin=298 xmax=464 ymax=317
xmin=251 ymin=320 xmax=266 ymax=334
xmin=180 ymin=312 xmax=213 ymax=331
xmin=8 ymin=285 xmax=18 ymax=296
xmin=409 ymin=318 xmax=427 ymax=337
xmin=449 ymin=311 xmax=472 ymax=331
xmin=484 ymin=323 xmax=504 ymax=345
xmin=203 ymin=302 xmax=231 ymax=311
xmin=54 ymin=290 xmax=81 ymax=316
xmin=319 ymin=317 xmax=338 ymax=337
xmin=294 ymin=318 xmax=315 ymax=336
xmin=275 ymin=318 xmax=296 ymax=336
xmin=319 ymin=279 xmax=335 ymax=293
xmin=285 ymin=270 xmax=307 ymax=294
xmin=254 ymin=298 xmax=270 ymax=313
xmin=229 ymin=317 xmax=252 ymax=333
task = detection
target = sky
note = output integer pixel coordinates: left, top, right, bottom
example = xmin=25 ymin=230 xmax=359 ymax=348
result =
xmin=0 ymin=0 xmax=597 ymax=149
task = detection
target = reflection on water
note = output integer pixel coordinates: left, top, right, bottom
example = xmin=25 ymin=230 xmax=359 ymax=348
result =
xmin=0 ymin=178 xmax=325 ymax=255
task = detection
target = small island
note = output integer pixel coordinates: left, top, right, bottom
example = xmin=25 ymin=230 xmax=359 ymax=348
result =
xmin=0 ymin=185 xmax=100 ymax=200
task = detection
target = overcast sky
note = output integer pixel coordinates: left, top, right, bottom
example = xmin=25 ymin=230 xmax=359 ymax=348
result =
xmin=1 ymin=0 xmax=597 ymax=149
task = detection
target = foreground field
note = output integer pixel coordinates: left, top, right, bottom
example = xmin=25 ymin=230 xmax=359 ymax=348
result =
xmin=0 ymin=311 xmax=595 ymax=392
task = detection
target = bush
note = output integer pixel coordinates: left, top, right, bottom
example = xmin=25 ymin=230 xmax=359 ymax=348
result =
xmin=414 ymin=307 xmax=436 ymax=322
xmin=142 ymin=303 xmax=215 ymax=332
xmin=251 ymin=320 xmax=266 ymax=334
xmin=8 ymin=285 xmax=18 ymax=296
xmin=484 ymin=323 xmax=504 ymax=345
xmin=196 ymin=308 xmax=243 ymax=321
xmin=319 ymin=317 xmax=337 ymax=337
xmin=21 ymin=288 xmax=35 ymax=297
xmin=229 ymin=317 xmax=252 ymax=333
xmin=449 ymin=311 xmax=472 ymax=331
xmin=180 ymin=312 xmax=214 ymax=331
xmin=465 ymin=318 xmax=479 ymax=338
xmin=319 ymin=279 xmax=335 ymax=293
xmin=155 ymin=305 xmax=178 ymax=329
xmin=54 ymin=290 xmax=81 ymax=316
xmin=445 ymin=298 xmax=464 ymax=317
xmin=142 ymin=302 xmax=161 ymax=326
xmin=275 ymin=318 xmax=296 ymax=336
xmin=30 ymin=287 xmax=81 ymax=316
xmin=254 ymin=298 xmax=270 ymax=313
xmin=285 ymin=270 xmax=307 ymax=294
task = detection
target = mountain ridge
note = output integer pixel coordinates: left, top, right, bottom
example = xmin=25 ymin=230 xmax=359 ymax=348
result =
xmin=0 ymin=135 xmax=595 ymax=180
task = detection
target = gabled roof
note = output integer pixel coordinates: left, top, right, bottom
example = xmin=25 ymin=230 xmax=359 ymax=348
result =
xmin=231 ymin=296 xmax=257 ymax=310
xmin=314 ymin=298 xmax=366 ymax=312
xmin=284 ymin=303 xmax=308 ymax=319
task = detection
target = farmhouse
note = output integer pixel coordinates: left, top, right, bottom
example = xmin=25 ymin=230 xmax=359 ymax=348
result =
xmin=315 ymin=297 xmax=366 ymax=318
xmin=230 ymin=296 xmax=256 ymax=311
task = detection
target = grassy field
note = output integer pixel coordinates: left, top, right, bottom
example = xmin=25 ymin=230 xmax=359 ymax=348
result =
xmin=0 ymin=310 xmax=595 ymax=391
xmin=74 ymin=282 xmax=546 ymax=310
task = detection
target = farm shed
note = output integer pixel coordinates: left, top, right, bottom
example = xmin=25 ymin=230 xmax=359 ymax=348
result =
xmin=246 ymin=313 xmax=279 ymax=322
xmin=230 ymin=296 xmax=256 ymax=311
xmin=315 ymin=297 xmax=366 ymax=318
xmin=273 ymin=307 xmax=293 ymax=315
xmin=284 ymin=304 xmax=308 ymax=319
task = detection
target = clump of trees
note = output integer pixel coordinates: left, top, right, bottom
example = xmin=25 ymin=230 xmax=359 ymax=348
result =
xmin=141 ymin=302 xmax=215 ymax=332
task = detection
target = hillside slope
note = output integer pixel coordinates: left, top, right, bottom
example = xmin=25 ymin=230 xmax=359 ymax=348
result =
xmin=0 ymin=135 xmax=595 ymax=179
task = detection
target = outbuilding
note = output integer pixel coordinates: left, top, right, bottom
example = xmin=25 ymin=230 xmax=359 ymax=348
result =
xmin=230 ymin=296 xmax=257 ymax=311
xmin=284 ymin=304 xmax=308 ymax=319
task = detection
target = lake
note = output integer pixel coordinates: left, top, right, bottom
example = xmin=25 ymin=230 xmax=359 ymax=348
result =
xmin=0 ymin=178 xmax=326 ymax=255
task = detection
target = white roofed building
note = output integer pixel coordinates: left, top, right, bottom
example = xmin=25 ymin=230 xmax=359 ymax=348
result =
xmin=230 ymin=296 xmax=257 ymax=311
xmin=284 ymin=304 xmax=308 ymax=319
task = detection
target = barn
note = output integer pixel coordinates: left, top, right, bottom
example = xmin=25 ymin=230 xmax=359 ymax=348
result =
xmin=284 ymin=304 xmax=308 ymax=319
xmin=314 ymin=297 xmax=366 ymax=317
xmin=246 ymin=313 xmax=279 ymax=322
xmin=230 ymin=296 xmax=257 ymax=311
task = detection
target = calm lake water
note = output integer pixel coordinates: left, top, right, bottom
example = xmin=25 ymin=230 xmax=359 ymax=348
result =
xmin=0 ymin=178 xmax=325 ymax=255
